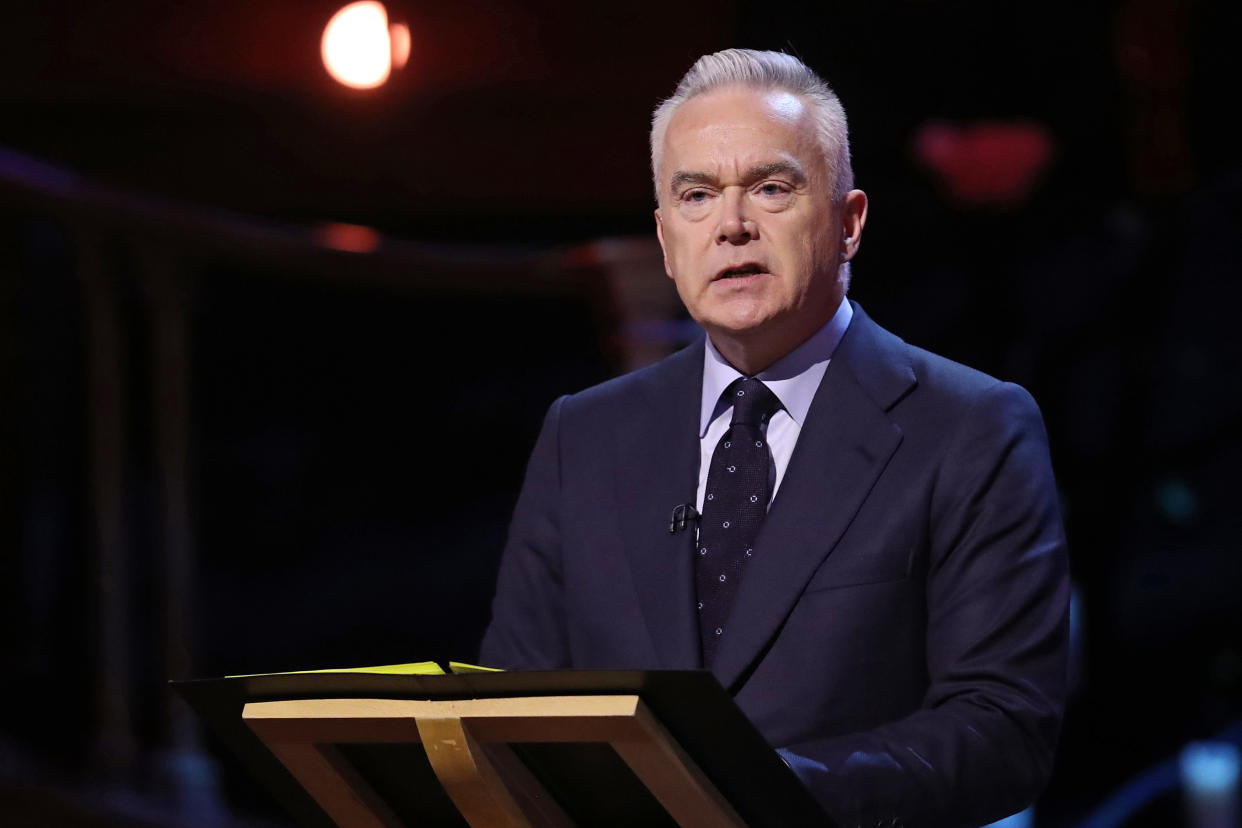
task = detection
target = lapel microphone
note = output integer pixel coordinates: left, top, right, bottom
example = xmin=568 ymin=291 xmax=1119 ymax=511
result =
xmin=668 ymin=503 xmax=700 ymax=534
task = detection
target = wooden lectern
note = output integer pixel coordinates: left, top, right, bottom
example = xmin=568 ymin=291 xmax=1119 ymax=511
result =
xmin=173 ymin=670 xmax=831 ymax=827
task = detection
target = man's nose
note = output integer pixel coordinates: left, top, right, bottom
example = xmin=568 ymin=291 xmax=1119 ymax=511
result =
xmin=716 ymin=188 xmax=756 ymax=245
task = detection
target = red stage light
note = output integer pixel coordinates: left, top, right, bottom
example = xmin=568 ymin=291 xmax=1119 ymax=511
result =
xmin=912 ymin=120 xmax=1055 ymax=207
xmin=314 ymin=222 xmax=382 ymax=253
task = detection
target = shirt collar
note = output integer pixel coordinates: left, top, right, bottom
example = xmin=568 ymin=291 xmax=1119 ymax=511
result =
xmin=699 ymin=298 xmax=853 ymax=436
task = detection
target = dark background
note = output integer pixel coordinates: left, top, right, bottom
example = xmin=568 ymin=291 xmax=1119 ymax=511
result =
xmin=2 ymin=0 xmax=1240 ymax=825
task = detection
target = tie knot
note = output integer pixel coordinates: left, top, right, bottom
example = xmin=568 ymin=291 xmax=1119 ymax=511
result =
xmin=727 ymin=377 xmax=780 ymax=426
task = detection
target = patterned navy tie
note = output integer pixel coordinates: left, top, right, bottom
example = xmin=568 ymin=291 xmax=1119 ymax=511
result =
xmin=696 ymin=377 xmax=780 ymax=666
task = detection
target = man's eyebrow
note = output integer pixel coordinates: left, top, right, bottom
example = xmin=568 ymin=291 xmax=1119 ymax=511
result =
xmin=669 ymin=161 xmax=808 ymax=192
xmin=669 ymin=170 xmax=716 ymax=191
xmin=747 ymin=160 xmax=807 ymax=184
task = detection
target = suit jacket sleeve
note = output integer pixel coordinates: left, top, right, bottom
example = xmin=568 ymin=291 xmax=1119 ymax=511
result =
xmin=479 ymin=395 xmax=572 ymax=669
xmin=779 ymin=381 xmax=1070 ymax=828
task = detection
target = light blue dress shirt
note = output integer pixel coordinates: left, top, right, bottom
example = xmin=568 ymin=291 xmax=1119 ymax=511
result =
xmin=696 ymin=298 xmax=854 ymax=513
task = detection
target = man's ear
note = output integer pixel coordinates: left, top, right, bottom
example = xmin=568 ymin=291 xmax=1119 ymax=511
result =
xmin=654 ymin=208 xmax=673 ymax=279
xmin=840 ymin=189 xmax=869 ymax=262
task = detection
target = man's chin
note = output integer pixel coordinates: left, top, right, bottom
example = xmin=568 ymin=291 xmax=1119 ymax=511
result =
xmin=697 ymin=297 xmax=778 ymax=330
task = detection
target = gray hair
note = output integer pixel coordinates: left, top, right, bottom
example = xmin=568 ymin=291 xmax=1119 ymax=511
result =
xmin=650 ymin=49 xmax=853 ymax=204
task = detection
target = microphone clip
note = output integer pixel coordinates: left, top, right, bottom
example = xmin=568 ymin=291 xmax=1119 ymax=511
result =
xmin=668 ymin=503 xmax=700 ymax=534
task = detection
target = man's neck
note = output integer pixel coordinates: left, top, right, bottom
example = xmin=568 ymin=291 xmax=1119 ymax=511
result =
xmin=709 ymin=337 xmax=788 ymax=377
xmin=708 ymin=301 xmax=847 ymax=376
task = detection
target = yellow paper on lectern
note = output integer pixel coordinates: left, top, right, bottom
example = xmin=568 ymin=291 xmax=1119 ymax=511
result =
xmin=228 ymin=661 xmax=445 ymax=678
xmin=448 ymin=661 xmax=504 ymax=674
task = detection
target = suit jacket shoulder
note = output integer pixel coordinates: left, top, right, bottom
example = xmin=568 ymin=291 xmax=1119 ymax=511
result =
xmin=557 ymin=335 xmax=704 ymax=424
xmin=836 ymin=301 xmax=1018 ymax=413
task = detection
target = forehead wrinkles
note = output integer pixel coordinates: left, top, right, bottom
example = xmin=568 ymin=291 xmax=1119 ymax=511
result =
xmin=662 ymin=89 xmax=822 ymax=182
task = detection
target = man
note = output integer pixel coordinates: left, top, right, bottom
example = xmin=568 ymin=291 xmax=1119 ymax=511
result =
xmin=481 ymin=49 xmax=1069 ymax=828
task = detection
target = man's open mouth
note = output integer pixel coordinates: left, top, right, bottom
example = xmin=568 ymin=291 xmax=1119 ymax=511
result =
xmin=715 ymin=264 xmax=766 ymax=280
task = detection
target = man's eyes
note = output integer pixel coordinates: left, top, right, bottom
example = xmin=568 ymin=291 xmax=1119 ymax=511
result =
xmin=677 ymin=182 xmax=792 ymax=205
xmin=756 ymin=182 xmax=791 ymax=197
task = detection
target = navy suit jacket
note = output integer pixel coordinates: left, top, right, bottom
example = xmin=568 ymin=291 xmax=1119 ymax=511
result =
xmin=481 ymin=303 xmax=1070 ymax=827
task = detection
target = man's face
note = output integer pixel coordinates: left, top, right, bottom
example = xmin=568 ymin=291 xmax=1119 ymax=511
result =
xmin=655 ymin=87 xmax=852 ymax=365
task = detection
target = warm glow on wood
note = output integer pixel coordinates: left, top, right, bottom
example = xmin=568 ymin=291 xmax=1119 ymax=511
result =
xmin=321 ymin=1 xmax=392 ymax=90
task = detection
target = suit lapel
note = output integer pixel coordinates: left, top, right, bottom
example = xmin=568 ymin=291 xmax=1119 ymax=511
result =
xmin=712 ymin=306 xmax=916 ymax=690
xmin=614 ymin=340 xmax=705 ymax=668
